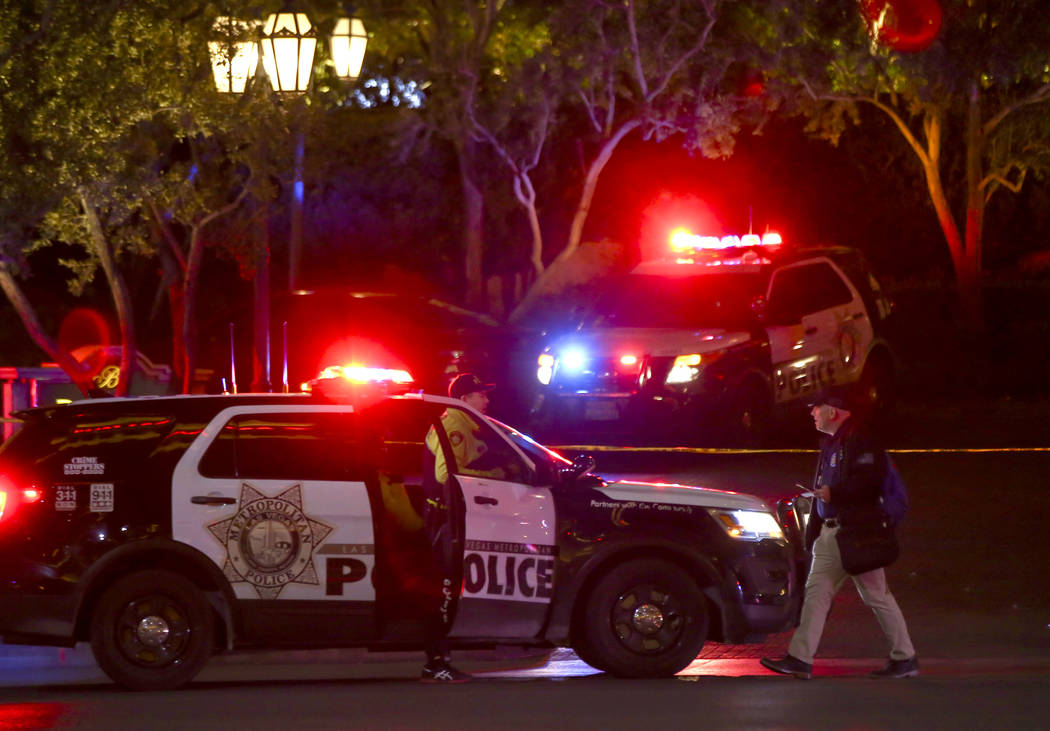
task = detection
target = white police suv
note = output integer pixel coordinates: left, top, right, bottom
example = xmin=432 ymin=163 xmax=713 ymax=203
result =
xmin=0 ymin=384 xmax=801 ymax=690
xmin=532 ymin=232 xmax=895 ymax=444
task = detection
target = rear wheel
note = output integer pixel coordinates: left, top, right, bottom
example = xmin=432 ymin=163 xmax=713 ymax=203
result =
xmin=581 ymin=559 xmax=708 ymax=677
xmin=90 ymin=570 xmax=214 ymax=691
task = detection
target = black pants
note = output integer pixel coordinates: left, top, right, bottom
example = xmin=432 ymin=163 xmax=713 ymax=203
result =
xmin=422 ymin=498 xmax=458 ymax=664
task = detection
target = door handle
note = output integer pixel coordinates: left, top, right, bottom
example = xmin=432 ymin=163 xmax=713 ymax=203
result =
xmin=473 ymin=495 xmax=499 ymax=506
xmin=191 ymin=495 xmax=237 ymax=505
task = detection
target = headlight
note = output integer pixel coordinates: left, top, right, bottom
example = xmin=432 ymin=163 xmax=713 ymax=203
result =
xmin=666 ymin=353 xmax=702 ymax=384
xmin=708 ymin=509 xmax=785 ymax=541
xmin=537 ymin=353 xmax=554 ymax=385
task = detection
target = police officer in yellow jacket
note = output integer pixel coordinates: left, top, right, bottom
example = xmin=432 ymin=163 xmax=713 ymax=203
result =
xmin=419 ymin=373 xmax=499 ymax=683
xmin=425 ymin=376 xmax=505 ymax=484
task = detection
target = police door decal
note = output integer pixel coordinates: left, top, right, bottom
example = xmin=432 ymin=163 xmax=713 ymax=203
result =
xmin=450 ymin=474 xmax=555 ymax=639
xmin=207 ymin=483 xmax=333 ymax=600
xmin=462 ymin=539 xmax=555 ymax=603
xmin=172 ymin=406 xmax=378 ymax=604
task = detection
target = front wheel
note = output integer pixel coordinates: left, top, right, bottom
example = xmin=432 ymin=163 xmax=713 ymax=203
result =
xmin=724 ymin=381 xmax=772 ymax=448
xmin=581 ymin=559 xmax=708 ymax=677
xmin=857 ymin=356 xmax=896 ymax=422
xmin=90 ymin=570 xmax=214 ymax=691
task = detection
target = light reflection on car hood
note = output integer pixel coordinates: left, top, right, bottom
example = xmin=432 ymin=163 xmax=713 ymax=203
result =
xmin=597 ymin=480 xmax=770 ymax=512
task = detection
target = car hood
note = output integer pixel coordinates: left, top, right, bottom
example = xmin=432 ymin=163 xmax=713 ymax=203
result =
xmin=549 ymin=327 xmax=751 ymax=358
xmin=595 ymin=479 xmax=772 ymax=512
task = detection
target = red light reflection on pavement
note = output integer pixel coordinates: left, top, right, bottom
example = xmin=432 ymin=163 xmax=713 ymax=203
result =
xmin=0 ymin=702 xmax=73 ymax=729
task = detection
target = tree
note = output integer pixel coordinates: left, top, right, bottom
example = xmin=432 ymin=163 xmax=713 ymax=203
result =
xmin=508 ymin=0 xmax=747 ymax=321
xmin=0 ymin=0 xmax=276 ymax=394
xmin=763 ymin=0 xmax=1050 ymax=329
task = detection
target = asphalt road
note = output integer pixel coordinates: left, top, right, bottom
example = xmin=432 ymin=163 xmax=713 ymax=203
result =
xmin=2 ymin=442 xmax=1048 ymax=728
xmin=2 ymin=661 xmax=1050 ymax=730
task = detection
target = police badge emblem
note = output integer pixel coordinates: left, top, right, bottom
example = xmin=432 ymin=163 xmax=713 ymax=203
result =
xmin=208 ymin=483 xmax=333 ymax=599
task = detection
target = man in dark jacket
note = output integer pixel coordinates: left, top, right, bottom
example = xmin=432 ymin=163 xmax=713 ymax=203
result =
xmin=761 ymin=391 xmax=918 ymax=679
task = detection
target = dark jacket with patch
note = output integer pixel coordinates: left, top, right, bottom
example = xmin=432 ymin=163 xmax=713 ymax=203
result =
xmin=804 ymin=416 xmax=888 ymax=552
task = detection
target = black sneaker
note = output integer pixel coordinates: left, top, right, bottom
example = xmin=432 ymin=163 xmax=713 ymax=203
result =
xmin=420 ymin=662 xmax=472 ymax=683
xmin=760 ymin=654 xmax=813 ymax=679
xmin=869 ymin=657 xmax=919 ymax=678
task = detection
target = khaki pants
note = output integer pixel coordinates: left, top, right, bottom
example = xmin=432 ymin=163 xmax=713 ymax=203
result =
xmin=788 ymin=524 xmax=915 ymax=664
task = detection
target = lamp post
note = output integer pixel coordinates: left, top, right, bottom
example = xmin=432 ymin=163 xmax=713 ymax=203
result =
xmin=208 ymin=8 xmax=367 ymax=391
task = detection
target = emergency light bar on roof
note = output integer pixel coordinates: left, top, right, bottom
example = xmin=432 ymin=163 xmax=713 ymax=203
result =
xmin=662 ymin=228 xmax=783 ymax=269
xmin=669 ymin=229 xmax=783 ymax=254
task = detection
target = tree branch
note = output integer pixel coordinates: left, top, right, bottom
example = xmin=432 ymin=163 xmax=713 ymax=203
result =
xmin=984 ymin=83 xmax=1050 ymax=137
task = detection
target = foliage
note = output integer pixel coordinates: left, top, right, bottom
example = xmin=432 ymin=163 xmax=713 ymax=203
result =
xmin=755 ymin=0 xmax=1050 ymax=328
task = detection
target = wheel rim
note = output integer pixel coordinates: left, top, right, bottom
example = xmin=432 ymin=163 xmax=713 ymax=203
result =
xmin=114 ymin=594 xmax=193 ymax=668
xmin=610 ymin=583 xmax=686 ymax=655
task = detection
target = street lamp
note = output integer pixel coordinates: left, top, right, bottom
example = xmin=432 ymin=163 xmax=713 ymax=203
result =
xmin=260 ymin=11 xmax=317 ymax=93
xmin=208 ymin=13 xmax=368 ymax=94
xmin=330 ymin=18 xmax=368 ymax=81
xmin=208 ymin=17 xmax=260 ymax=94
xmin=206 ymin=8 xmax=367 ymax=391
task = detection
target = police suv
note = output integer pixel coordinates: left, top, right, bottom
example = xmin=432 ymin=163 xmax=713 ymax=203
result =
xmin=0 ymin=383 xmax=803 ymax=690
xmin=532 ymin=232 xmax=895 ymax=444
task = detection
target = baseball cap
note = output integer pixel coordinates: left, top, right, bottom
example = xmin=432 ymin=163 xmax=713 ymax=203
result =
xmin=807 ymin=388 xmax=849 ymax=410
xmin=448 ymin=373 xmax=495 ymax=400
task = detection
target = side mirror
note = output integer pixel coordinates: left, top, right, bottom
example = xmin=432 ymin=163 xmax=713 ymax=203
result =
xmin=560 ymin=454 xmax=596 ymax=481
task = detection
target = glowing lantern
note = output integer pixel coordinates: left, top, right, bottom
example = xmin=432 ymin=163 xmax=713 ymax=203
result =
xmin=329 ymin=17 xmax=368 ymax=80
xmin=209 ymin=17 xmax=260 ymax=93
xmin=260 ymin=11 xmax=317 ymax=93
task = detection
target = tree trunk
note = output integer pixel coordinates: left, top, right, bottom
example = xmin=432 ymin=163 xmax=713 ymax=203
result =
xmin=181 ymin=226 xmax=205 ymax=394
xmin=252 ymin=214 xmax=271 ymax=393
xmin=80 ymin=190 xmax=135 ymax=397
xmin=961 ymin=81 xmax=987 ymax=334
xmin=0 ymin=259 xmax=90 ymax=394
xmin=457 ymin=137 xmax=485 ymax=309
xmin=509 ymin=121 xmax=640 ymax=323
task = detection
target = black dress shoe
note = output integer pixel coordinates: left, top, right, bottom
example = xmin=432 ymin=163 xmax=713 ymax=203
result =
xmin=760 ymin=654 xmax=813 ymax=679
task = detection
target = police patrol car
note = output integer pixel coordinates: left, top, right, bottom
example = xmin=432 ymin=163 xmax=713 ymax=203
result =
xmin=0 ymin=376 xmax=802 ymax=690
xmin=531 ymin=231 xmax=895 ymax=444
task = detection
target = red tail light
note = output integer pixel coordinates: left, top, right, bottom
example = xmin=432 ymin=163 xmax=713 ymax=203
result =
xmin=0 ymin=475 xmax=42 ymax=523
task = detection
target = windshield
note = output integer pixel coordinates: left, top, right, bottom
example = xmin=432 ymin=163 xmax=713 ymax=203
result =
xmin=487 ymin=417 xmax=570 ymax=483
xmin=587 ymin=272 xmax=765 ymax=329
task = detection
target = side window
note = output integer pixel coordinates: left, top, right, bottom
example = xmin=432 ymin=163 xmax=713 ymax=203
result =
xmin=768 ymin=262 xmax=853 ymax=320
xmin=357 ymin=399 xmax=448 ymax=533
xmin=198 ymin=412 xmax=363 ymax=481
xmin=438 ymin=405 xmax=531 ymax=483
xmin=801 ymin=262 xmax=854 ymax=313
xmin=358 ymin=399 xmax=447 ymax=486
xmin=767 ymin=267 xmax=807 ymax=323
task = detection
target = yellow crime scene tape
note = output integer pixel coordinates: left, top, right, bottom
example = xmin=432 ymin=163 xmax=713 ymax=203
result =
xmin=550 ymin=444 xmax=1050 ymax=454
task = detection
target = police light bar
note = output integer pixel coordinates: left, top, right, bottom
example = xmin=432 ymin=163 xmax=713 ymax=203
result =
xmin=669 ymin=228 xmax=783 ymax=253
xmin=316 ymin=364 xmax=414 ymax=385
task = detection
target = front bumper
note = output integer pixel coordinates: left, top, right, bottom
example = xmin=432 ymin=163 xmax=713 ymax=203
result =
xmin=716 ymin=539 xmax=799 ymax=642
xmin=532 ymin=387 xmax=730 ymax=433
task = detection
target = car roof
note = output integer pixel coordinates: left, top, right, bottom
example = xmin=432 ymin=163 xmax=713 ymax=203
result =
xmin=12 ymin=391 xmax=465 ymax=425
xmin=631 ymin=244 xmax=867 ymax=278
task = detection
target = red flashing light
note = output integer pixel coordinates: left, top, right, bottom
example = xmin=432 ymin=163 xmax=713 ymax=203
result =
xmin=0 ymin=475 xmax=42 ymax=524
xmin=668 ymin=228 xmax=783 ymax=254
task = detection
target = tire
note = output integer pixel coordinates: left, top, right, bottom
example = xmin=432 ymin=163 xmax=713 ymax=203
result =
xmin=725 ymin=380 xmax=772 ymax=448
xmin=581 ymin=558 xmax=708 ymax=678
xmin=571 ymin=635 xmax=610 ymax=673
xmin=857 ymin=356 xmax=896 ymax=420
xmin=90 ymin=570 xmax=214 ymax=691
